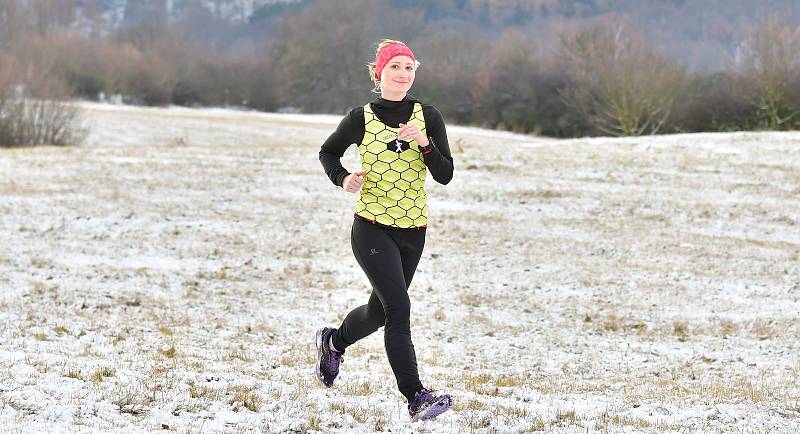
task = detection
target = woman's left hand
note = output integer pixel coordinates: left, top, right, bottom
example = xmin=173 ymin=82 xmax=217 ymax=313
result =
xmin=398 ymin=123 xmax=429 ymax=147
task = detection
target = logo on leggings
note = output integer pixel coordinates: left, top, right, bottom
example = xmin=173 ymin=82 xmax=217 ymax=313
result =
xmin=369 ymin=248 xmax=380 ymax=256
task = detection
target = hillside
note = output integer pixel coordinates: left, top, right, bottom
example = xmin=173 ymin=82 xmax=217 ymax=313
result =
xmin=68 ymin=0 xmax=800 ymax=70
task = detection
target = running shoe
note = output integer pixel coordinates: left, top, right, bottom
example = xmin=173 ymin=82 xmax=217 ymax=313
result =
xmin=315 ymin=327 xmax=343 ymax=388
xmin=408 ymin=388 xmax=452 ymax=421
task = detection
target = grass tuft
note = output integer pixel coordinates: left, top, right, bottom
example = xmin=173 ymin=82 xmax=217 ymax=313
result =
xmin=226 ymin=384 xmax=261 ymax=412
xmin=90 ymin=367 xmax=116 ymax=382
xmin=157 ymin=344 xmax=177 ymax=358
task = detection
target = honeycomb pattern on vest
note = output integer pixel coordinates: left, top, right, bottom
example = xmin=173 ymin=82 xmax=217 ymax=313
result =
xmin=356 ymin=102 xmax=428 ymax=228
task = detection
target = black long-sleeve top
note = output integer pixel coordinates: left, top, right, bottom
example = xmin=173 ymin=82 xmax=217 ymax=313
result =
xmin=319 ymin=96 xmax=454 ymax=187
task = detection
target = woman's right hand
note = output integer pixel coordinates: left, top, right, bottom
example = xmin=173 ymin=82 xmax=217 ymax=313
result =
xmin=342 ymin=171 xmax=364 ymax=193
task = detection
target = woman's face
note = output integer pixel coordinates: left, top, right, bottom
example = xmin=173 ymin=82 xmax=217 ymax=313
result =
xmin=380 ymin=55 xmax=416 ymax=96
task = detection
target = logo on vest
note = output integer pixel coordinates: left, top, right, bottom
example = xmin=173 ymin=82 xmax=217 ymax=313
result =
xmin=388 ymin=138 xmax=410 ymax=153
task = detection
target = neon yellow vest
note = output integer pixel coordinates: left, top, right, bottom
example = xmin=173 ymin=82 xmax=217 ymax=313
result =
xmin=355 ymin=102 xmax=428 ymax=228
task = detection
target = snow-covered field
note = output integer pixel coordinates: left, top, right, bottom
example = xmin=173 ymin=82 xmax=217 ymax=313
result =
xmin=1 ymin=102 xmax=799 ymax=433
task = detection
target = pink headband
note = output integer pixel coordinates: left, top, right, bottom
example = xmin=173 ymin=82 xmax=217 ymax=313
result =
xmin=375 ymin=43 xmax=416 ymax=80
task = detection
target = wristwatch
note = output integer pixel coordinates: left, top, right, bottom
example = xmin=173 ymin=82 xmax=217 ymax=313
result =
xmin=420 ymin=136 xmax=434 ymax=155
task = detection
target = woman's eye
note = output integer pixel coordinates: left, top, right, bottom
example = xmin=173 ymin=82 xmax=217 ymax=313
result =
xmin=391 ymin=65 xmax=399 ymax=69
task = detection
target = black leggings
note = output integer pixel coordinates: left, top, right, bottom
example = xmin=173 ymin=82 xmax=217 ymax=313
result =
xmin=331 ymin=218 xmax=426 ymax=403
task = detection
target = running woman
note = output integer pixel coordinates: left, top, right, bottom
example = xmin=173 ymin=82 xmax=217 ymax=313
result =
xmin=316 ymin=39 xmax=454 ymax=421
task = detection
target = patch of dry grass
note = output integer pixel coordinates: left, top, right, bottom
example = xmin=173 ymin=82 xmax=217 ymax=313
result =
xmin=342 ymin=381 xmax=376 ymax=396
xmin=108 ymin=384 xmax=152 ymax=416
xmin=329 ymin=401 xmax=368 ymax=423
xmin=226 ymin=384 xmax=261 ymax=412
xmin=90 ymin=367 xmax=116 ymax=383
xmin=157 ymin=344 xmax=177 ymax=358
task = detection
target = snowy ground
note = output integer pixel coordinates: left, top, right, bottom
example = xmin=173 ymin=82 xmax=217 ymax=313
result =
xmin=1 ymin=102 xmax=799 ymax=433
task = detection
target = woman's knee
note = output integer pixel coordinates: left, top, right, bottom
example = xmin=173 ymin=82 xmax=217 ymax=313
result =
xmin=383 ymin=295 xmax=411 ymax=323
xmin=367 ymin=302 xmax=386 ymax=327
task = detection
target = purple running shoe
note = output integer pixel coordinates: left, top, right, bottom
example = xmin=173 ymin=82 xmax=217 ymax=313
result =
xmin=408 ymin=388 xmax=453 ymax=421
xmin=315 ymin=327 xmax=343 ymax=388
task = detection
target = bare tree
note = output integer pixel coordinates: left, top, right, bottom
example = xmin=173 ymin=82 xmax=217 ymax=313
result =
xmin=272 ymin=0 xmax=425 ymax=112
xmin=558 ymin=21 xmax=687 ymax=136
xmin=471 ymin=29 xmax=569 ymax=134
xmin=411 ymin=30 xmax=489 ymax=122
xmin=730 ymin=14 xmax=800 ymax=130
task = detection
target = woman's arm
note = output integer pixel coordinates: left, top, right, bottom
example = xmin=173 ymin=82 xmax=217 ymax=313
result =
xmin=319 ymin=109 xmax=364 ymax=187
xmin=420 ymin=106 xmax=454 ymax=185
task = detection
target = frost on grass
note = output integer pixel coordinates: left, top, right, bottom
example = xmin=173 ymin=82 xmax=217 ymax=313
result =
xmin=0 ymin=103 xmax=798 ymax=432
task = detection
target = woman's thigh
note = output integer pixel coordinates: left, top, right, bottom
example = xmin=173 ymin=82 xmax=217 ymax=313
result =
xmin=351 ymin=221 xmax=410 ymax=310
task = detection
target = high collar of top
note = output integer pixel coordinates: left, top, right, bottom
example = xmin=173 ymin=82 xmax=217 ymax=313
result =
xmin=374 ymin=96 xmax=417 ymax=107
xmin=369 ymin=96 xmax=420 ymax=128
xmin=375 ymin=43 xmax=416 ymax=81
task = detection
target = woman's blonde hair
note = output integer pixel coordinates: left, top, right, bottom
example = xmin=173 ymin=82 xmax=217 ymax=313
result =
xmin=366 ymin=39 xmax=420 ymax=93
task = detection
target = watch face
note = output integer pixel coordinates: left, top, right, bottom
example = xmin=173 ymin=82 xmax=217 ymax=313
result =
xmin=387 ymin=138 xmax=410 ymax=153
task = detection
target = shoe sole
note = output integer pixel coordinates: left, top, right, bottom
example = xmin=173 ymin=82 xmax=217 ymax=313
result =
xmin=314 ymin=327 xmax=332 ymax=388
xmin=411 ymin=394 xmax=453 ymax=421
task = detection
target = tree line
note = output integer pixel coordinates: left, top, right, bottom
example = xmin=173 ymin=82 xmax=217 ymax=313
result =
xmin=1 ymin=0 xmax=799 ymax=147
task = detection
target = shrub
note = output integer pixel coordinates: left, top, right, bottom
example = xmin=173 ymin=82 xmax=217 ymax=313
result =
xmin=0 ymin=52 xmax=86 ymax=147
xmin=0 ymin=97 xmax=87 ymax=148
xmin=669 ymin=72 xmax=757 ymax=132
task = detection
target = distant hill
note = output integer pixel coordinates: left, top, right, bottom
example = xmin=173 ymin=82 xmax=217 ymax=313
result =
xmin=70 ymin=0 xmax=799 ymax=70
xmin=75 ymin=0 xmax=296 ymax=31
